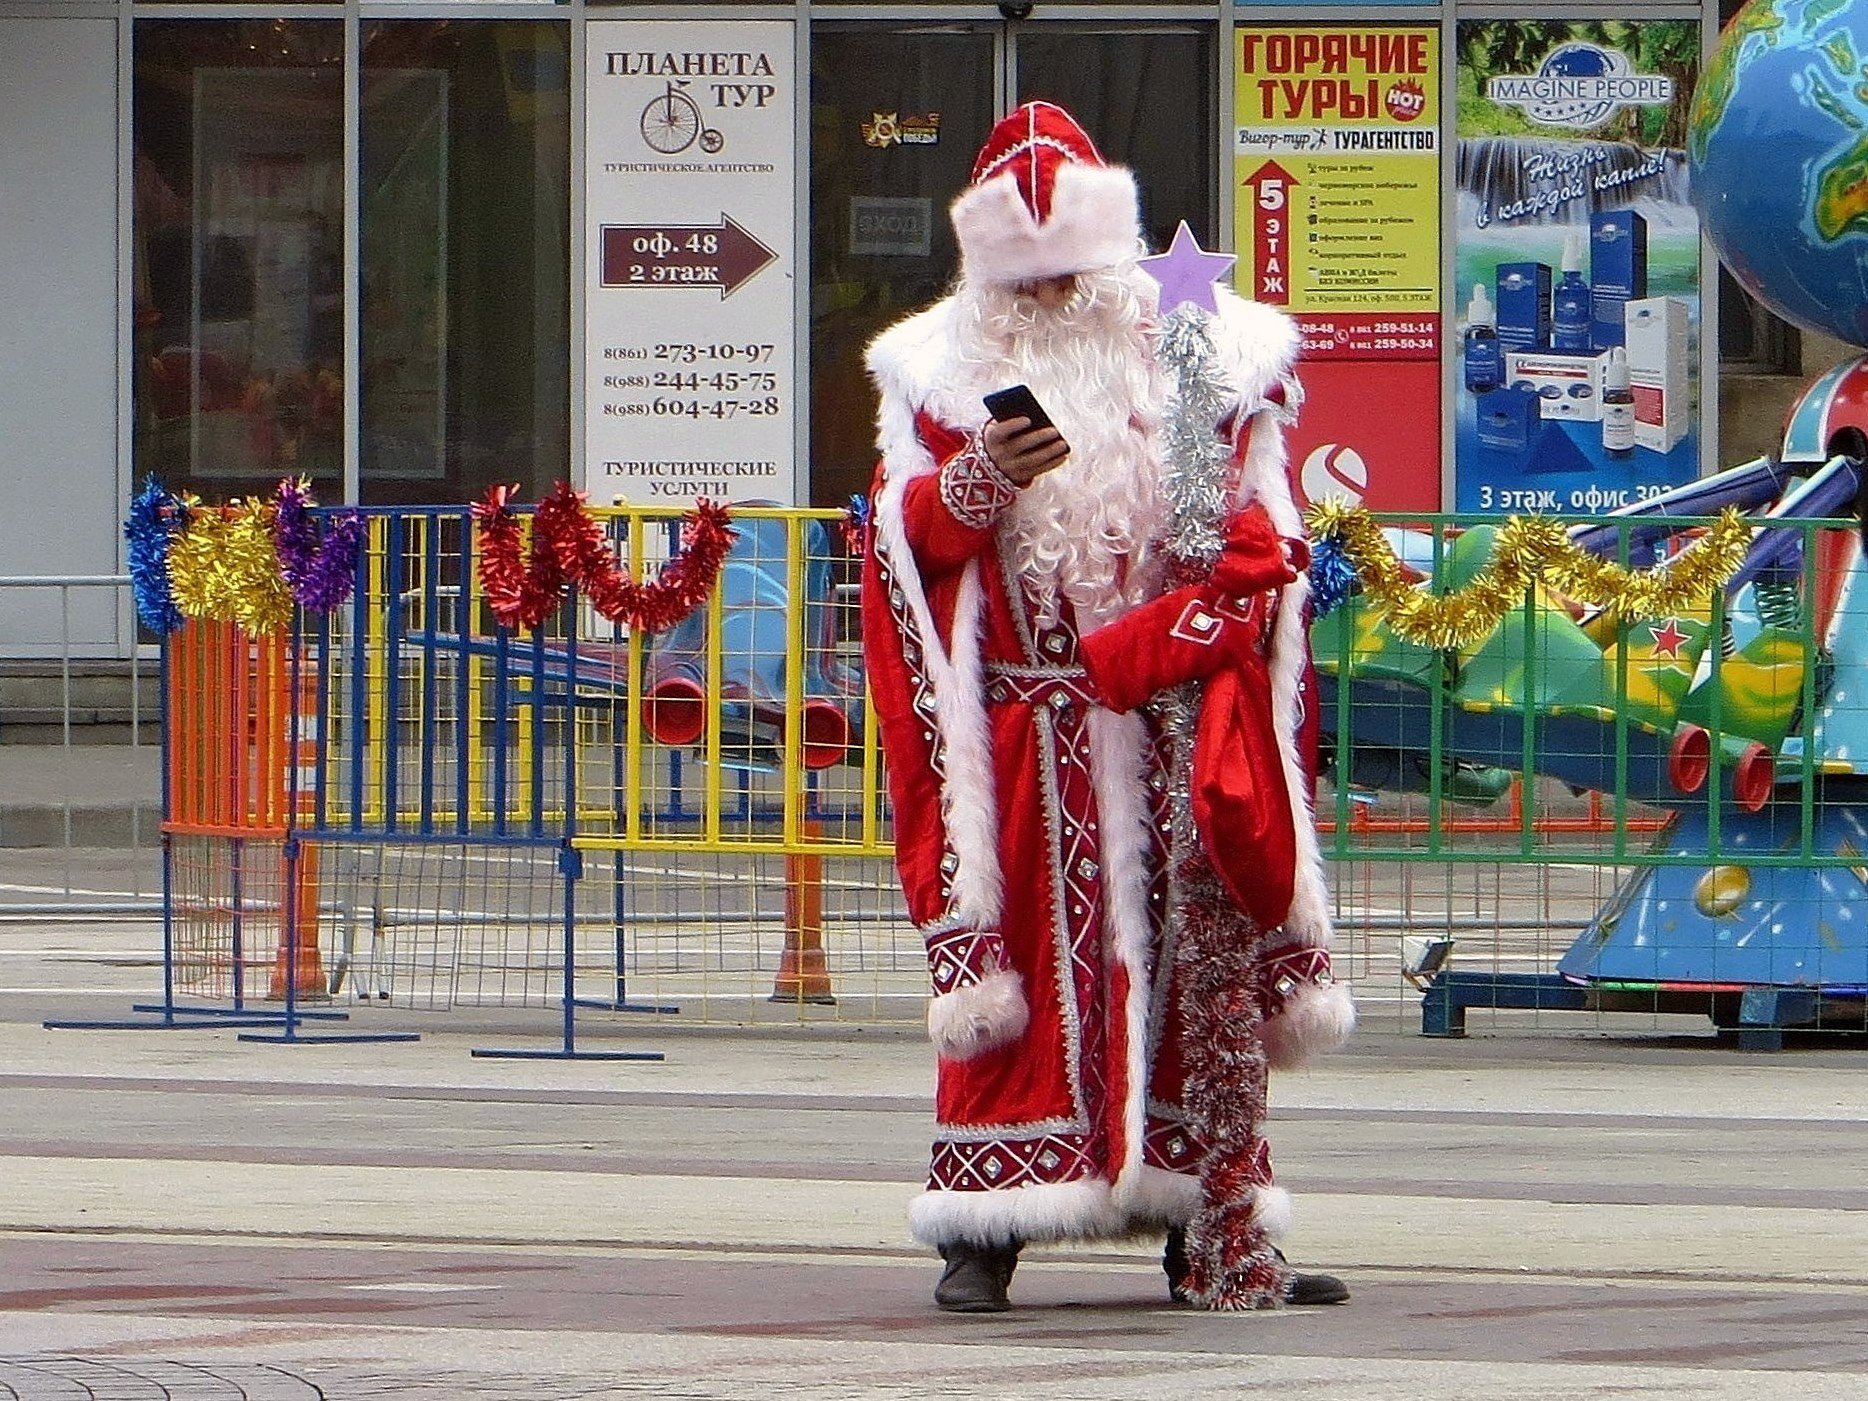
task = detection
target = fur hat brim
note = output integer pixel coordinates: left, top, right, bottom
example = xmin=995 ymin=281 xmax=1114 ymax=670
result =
xmin=951 ymin=161 xmax=1141 ymax=287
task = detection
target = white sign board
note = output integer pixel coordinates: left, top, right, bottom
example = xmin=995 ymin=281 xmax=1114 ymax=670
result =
xmin=584 ymin=21 xmax=796 ymax=505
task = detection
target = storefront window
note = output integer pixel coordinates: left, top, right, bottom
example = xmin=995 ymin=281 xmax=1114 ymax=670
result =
xmin=361 ymin=21 xmax=570 ymax=506
xmin=132 ymin=20 xmax=343 ymax=503
xmin=809 ymin=26 xmax=996 ymax=508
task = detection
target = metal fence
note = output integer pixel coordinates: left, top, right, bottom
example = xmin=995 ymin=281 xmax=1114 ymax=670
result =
xmin=0 ymin=574 xmax=161 ymax=909
xmin=12 ymin=484 xmax=1868 ymax=1044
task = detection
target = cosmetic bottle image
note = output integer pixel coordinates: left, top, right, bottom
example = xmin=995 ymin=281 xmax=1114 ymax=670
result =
xmin=1463 ymin=282 xmax=1500 ymax=394
xmin=1601 ymin=345 xmax=1635 ymax=459
xmin=1495 ymin=263 xmax=1551 ymax=351
xmin=1553 ymin=231 xmax=1591 ymax=352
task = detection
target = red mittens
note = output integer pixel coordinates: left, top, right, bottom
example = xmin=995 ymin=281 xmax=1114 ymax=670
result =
xmin=1080 ymin=584 xmax=1263 ymax=715
xmin=1210 ymin=503 xmax=1308 ymax=599
xmin=1078 ymin=507 xmax=1309 ymax=715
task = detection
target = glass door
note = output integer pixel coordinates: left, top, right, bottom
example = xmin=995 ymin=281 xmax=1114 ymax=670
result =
xmin=809 ymin=24 xmax=998 ymax=508
xmin=808 ymin=18 xmax=1215 ymax=507
xmin=1013 ymin=25 xmax=1217 ymax=257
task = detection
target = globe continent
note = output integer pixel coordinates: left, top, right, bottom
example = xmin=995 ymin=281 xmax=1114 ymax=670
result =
xmin=1691 ymin=0 xmax=1868 ymax=348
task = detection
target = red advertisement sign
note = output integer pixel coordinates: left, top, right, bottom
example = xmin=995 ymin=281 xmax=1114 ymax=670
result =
xmin=1288 ymin=358 xmax=1441 ymax=514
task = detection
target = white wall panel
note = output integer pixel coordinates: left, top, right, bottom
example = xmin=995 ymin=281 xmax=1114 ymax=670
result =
xmin=0 ymin=16 xmax=119 ymax=655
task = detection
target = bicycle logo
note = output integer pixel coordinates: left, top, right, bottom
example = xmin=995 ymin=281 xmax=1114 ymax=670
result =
xmin=640 ymin=80 xmax=725 ymax=155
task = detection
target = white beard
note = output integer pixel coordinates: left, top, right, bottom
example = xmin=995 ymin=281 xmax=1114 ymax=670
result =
xmin=954 ymin=267 xmax=1170 ymax=629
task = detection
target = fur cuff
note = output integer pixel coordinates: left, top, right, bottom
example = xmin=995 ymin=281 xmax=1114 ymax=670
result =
xmin=927 ymin=967 xmax=1029 ymax=1061
xmin=1253 ymin=1184 xmax=1294 ymax=1243
xmin=1261 ymin=980 xmax=1355 ymax=1072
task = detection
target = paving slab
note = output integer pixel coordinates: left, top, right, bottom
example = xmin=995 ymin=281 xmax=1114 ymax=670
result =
xmin=3 ymin=1011 xmax=1868 ymax=1396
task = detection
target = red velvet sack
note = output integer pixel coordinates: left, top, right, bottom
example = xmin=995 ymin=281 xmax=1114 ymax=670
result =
xmin=1191 ymin=657 xmax=1295 ymax=931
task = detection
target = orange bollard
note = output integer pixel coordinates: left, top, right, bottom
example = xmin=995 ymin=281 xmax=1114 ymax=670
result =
xmin=269 ymin=651 xmax=327 ymax=1000
xmin=772 ymin=820 xmax=835 ymax=1005
xmin=269 ymin=842 xmax=326 ymax=1001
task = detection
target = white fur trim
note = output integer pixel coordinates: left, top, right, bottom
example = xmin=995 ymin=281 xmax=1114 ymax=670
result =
xmin=926 ymin=967 xmax=1029 ymax=1061
xmin=1084 ymin=706 xmax=1161 ymax=1209
xmin=1217 ymin=300 xmax=1332 ymax=953
xmin=909 ymin=1173 xmax=1276 ymax=1250
xmin=951 ymin=161 xmax=1141 ymax=287
xmin=1254 ymin=1184 xmax=1294 ymax=1243
xmin=870 ymin=409 xmax=1004 ymax=929
xmin=1125 ymin=1164 xmax=1205 ymax=1227
xmin=865 ymin=295 xmax=1029 ymax=442
xmin=911 ymin=1177 xmax=1117 ymax=1248
xmin=1261 ymin=980 xmax=1355 ymax=1072
xmin=1209 ymin=288 xmax=1304 ymax=432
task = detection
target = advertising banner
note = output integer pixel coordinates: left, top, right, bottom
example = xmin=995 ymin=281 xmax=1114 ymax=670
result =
xmin=584 ymin=21 xmax=796 ymax=505
xmin=1235 ymin=26 xmax=1442 ymax=512
xmin=1453 ymin=20 xmax=1701 ymax=514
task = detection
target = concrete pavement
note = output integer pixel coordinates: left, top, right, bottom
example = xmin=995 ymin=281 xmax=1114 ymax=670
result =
xmin=5 ymin=967 xmax=1868 ymax=1397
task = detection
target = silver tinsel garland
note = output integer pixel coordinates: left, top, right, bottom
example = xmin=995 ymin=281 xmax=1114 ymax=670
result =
xmin=1156 ymin=307 xmax=1236 ymax=574
xmin=1151 ymin=301 xmax=1289 ymax=1311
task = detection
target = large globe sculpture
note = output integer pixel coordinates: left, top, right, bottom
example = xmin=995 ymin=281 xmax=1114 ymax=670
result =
xmin=1691 ymin=0 xmax=1868 ymax=348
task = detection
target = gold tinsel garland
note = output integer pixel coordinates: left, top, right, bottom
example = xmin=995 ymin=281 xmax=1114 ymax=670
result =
xmin=167 ymin=499 xmax=295 ymax=635
xmin=1305 ymin=501 xmax=1752 ymax=650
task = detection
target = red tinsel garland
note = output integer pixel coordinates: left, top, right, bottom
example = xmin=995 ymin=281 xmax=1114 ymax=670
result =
xmin=473 ymin=482 xmax=735 ymax=632
xmin=1173 ymin=875 xmax=1290 ymax=1311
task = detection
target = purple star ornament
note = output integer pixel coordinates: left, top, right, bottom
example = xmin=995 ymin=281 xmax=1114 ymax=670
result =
xmin=1138 ymin=221 xmax=1237 ymax=317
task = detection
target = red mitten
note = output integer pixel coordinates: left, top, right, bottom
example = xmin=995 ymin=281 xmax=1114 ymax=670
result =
xmin=1080 ymin=584 xmax=1263 ymax=714
xmin=1211 ymin=504 xmax=1307 ymax=598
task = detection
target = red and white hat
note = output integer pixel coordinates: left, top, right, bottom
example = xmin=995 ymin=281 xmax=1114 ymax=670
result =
xmin=950 ymin=101 xmax=1141 ymax=287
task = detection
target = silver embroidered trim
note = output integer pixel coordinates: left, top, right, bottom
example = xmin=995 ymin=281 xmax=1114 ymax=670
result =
xmin=938 ymin=434 xmax=1018 ymax=530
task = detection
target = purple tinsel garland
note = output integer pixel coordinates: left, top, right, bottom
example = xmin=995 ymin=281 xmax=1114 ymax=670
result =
xmin=273 ymin=477 xmax=365 ymax=614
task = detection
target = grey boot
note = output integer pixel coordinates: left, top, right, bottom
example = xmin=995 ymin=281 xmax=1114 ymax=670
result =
xmin=934 ymin=1240 xmax=1021 ymax=1313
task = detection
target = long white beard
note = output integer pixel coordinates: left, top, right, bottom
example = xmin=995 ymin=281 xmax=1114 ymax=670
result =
xmin=955 ymin=267 xmax=1169 ymax=629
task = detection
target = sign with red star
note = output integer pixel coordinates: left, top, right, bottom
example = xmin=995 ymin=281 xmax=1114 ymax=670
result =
xmin=1647 ymin=617 xmax=1690 ymax=659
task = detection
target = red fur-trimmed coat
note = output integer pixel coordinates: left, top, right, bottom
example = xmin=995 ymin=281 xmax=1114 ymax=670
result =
xmin=862 ymin=288 xmax=1352 ymax=1250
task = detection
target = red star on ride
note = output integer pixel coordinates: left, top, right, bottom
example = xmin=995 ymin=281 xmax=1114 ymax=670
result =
xmin=1648 ymin=616 xmax=1690 ymax=658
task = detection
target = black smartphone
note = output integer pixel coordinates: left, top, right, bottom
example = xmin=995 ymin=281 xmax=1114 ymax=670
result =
xmin=982 ymin=384 xmax=1056 ymax=433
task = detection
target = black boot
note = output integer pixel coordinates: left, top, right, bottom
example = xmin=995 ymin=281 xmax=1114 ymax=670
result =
xmin=1275 ymin=1247 xmax=1350 ymax=1305
xmin=1165 ymin=1231 xmax=1350 ymax=1306
xmin=934 ymin=1240 xmax=1020 ymax=1313
xmin=1163 ymin=1226 xmax=1192 ymax=1304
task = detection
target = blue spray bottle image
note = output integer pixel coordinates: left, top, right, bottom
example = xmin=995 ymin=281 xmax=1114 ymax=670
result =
xmin=1553 ymin=230 xmax=1591 ymax=352
xmin=1463 ymin=282 xmax=1500 ymax=394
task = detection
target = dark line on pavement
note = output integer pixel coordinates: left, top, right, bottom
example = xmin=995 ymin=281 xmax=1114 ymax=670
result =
xmin=3 ymin=1142 xmax=1867 ymax=1215
xmin=10 ymin=1073 xmax=1868 ymax=1137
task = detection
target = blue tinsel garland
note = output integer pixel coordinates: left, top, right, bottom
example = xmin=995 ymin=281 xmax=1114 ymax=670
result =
xmin=124 ymin=477 xmax=185 ymax=634
xmin=1307 ymin=532 xmax=1357 ymax=620
xmin=841 ymin=492 xmax=872 ymax=553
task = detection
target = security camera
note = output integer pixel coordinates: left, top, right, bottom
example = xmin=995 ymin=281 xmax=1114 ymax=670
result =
xmin=998 ymin=1 xmax=1034 ymax=18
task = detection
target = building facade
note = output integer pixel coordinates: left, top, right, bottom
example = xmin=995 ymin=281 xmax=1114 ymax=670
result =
xmin=0 ymin=0 xmax=1800 ymax=658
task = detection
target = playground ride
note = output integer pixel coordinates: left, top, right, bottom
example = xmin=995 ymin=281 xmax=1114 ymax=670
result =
xmin=1317 ymin=383 xmax=1868 ymax=1047
xmin=1297 ymin=0 xmax=1868 ymax=1046
xmin=638 ymin=513 xmax=863 ymax=773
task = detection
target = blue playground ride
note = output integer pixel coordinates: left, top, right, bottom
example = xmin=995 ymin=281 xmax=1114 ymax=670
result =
xmin=1347 ymin=5 xmax=1868 ymax=1045
xmin=640 ymin=513 xmax=862 ymax=772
